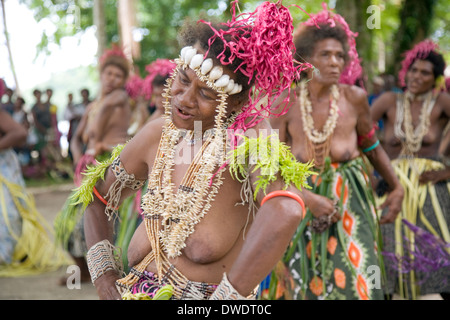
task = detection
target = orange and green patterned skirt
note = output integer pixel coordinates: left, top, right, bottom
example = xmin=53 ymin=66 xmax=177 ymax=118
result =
xmin=265 ymin=157 xmax=386 ymax=300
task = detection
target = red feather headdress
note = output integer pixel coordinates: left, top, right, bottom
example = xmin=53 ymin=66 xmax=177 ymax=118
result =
xmin=398 ymin=39 xmax=441 ymax=87
xmin=300 ymin=3 xmax=362 ymax=86
xmin=199 ymin=0 xmax=313 ymax=132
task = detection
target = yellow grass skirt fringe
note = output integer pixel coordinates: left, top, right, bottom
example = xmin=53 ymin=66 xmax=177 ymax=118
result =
xmin=0 ymin=174 xmax=72 ymax=277
xmin=378 ymin=158 xmax=450 ymax=299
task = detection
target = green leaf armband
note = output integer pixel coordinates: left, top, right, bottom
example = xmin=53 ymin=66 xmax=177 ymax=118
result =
xmin=71 ymin=144 xmax=125 ymax=209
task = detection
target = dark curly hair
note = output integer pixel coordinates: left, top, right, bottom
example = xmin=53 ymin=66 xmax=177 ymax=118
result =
xmin=409 ymin=50 xmax=446 ymax=81
xmin=177 ymin=19 xmax=254 ymax=97
xmin=294 ymin=23 xmax=350 ymax=65
xmin=100 ymin=55 xmax=130 ymax=79
xmin=152 ymin=74 xmax=170 ymax=87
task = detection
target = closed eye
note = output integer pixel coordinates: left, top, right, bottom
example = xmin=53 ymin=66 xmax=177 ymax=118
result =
xmin=178 ymin=69 xmax=191 ymax=85
xmin=200 ymin=89 xmax=216 ymax=101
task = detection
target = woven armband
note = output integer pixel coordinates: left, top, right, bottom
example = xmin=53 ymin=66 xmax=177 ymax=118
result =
xmin=86 ymin=240 xmax=124 ymax=284
xmin=103 ymin=157 xmax=146 ymax=221
xmin=209 ymin=273 xmax=256 ymax=300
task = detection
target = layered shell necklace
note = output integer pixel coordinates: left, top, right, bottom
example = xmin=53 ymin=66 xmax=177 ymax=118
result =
xmin=299 ymin=80 xmax=340 ymax=167
xmin=394 ymin=90 xmax=437 ymax=156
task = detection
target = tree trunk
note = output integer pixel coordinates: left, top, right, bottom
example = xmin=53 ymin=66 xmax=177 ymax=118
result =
xmin=389 ymin=0 xmax=437 ymax=75
xmin=118 ymin=0 xmax=140 ymax=64
xmin=93 ymin=0 xmax=107 ymax=59
xmin=1 ymin=0 xmax=20 ymax=93
xmin=335 ymin=0 xmax=374 ymax=90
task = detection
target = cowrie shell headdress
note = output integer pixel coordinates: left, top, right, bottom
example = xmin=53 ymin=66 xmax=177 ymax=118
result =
xmin=178 ymin=46 xmax=243 ymax=95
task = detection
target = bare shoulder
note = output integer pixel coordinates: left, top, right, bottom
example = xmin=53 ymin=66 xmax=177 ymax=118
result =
xmin=341 ymin=84 xmax=368 ymax=105
xmin=436 ymin=91 xmax=450 ymax=117
xmin=245 ymin=118 xmax=275 ymax=138
xmin=371 ymin=91 xmax=397 ymax=107
xmin=436 ymin=91 xmax=450 ymax=105
xmin=270 ymin=89 xmax=297 ymax=125
xmin=104 ymin=89 xmax=129 ymax=108
xmin=0 ymin=110 xmax=23 ymax=132
xmin=119 ymin=116 xmax=166 ymax=179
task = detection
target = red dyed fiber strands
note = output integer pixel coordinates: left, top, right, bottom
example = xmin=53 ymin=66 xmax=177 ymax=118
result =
xmin=200 ymin=0 xmax=313 ymax=132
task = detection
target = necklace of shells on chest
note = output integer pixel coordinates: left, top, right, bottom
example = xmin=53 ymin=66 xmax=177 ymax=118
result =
xmin=394 ymin=90 xmax=437 ymax=156
xmin=299 ymin=80 xmax=340 ymax=167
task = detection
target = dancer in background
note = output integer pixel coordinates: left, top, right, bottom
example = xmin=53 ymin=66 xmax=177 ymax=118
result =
xmin=0 ymin=108 xmax=69 ymax=276
xmin=371 ymin=39 xmax=450 ymax=300
xmin=142 ymin=59 xmax=176 ymax=123
xmin=269 ymin=4 xmax=403 ymax=300
xmin=55 ymin=45 xmax=132 ymax=285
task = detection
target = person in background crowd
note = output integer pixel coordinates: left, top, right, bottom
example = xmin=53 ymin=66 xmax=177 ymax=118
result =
xmin=31 ymin=89 xmax=51 ymax=169
xmin=1 ymin=87 xmax=15 ymax=115
xmin=368 ymin=76 xmax=385 ymax=106
xmin=64 ymin=90 xmax=89 ymax=162
xmin=12 ymin=96 xmax=32 ymax=168
xmin=0 ymin=109 xmax=69 ymax=276
xmin=142 ymin=59 xmax=177 ymax=123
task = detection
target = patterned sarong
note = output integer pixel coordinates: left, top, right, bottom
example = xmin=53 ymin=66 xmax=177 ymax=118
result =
xmin=267 ymin=158 xmax=385 ymax=300
xmin=378 ymin=158 xmax=450 ymax=299
xmin=0 ymin=149 xmax=70 ymax=276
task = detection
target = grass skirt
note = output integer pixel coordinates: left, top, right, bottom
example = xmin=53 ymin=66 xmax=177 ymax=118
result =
xmin=0 ymin=149 xmax=70 ymax=276
xmin=378 ymin=158 xmax=450 ymax=299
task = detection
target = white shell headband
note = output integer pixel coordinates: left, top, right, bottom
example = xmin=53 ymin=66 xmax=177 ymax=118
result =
xmin=178 ymin=46 xmax=243 ymax=95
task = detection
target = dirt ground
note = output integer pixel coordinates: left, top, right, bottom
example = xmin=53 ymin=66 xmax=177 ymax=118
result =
xmin=0 ymin=184 xmax=98 ymax=300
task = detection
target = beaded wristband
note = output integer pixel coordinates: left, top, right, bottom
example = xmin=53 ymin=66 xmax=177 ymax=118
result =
xmin=209 ymin=273 xmax=256 ymax=300
xmin=86 ymin=239 xmax=123 ymax=284
xmin=362 ymin=140 xmax=380 ymax=153
xmin=260 ymin=190 xmax=306 ymax=215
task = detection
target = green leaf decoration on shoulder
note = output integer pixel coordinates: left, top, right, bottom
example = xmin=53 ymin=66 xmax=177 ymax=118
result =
xmin=228 ymin=134 xmax=315 ymax=199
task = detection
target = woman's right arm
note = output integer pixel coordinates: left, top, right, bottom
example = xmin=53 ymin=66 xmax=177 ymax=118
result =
xmin=83 ymin=117 xmax=164 ymax=300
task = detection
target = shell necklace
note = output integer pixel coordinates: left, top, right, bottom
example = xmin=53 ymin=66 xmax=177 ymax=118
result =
xmin=395 ymin=90 xmax=436 ymax=155
xmin=299 ymin=81 xmax=340 ymax=167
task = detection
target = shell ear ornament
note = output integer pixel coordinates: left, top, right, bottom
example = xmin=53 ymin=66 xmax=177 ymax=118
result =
xmin=313 ymin=67 xmax=320 ymax=77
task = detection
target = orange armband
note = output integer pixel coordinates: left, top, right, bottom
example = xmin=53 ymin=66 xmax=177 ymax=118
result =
xmin=261 ymin=190 xmax=306 ymax=216
xmin=93 ymin=186 xmax=119 ymax=210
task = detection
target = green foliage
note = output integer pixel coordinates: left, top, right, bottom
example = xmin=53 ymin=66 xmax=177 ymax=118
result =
xmin=17 ymin=0 xmax=449 ymax=88
xmin=71 ymin=144 xmax=124 ymax=208
xmin=390 ymin=0 xmax=438 ymax=75
xmin=133 ymin=0 xmax=228 ymax=74
xmin=228 ymin=134 xmax=315 ymax=199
